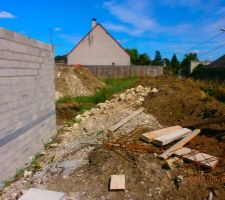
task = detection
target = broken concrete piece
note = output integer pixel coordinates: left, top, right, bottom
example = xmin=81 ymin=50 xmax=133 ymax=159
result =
xmin=140 ymin=125 xmax=182 ymax=143
xmin=173 ymin=147 xmax=218 ymax=169
xmin=110 ymin=175 xmax=125 ymax=191
xmin=152 ymin=128 xmax=191 ymax=146
xmin=159 ymin=129 xmax=201 ymax=159
xmin=19 ymin=188 xmax=66 ymax=200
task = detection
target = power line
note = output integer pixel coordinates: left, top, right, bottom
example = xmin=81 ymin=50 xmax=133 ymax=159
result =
xmin=187 ymin=31 xmax=225 ymax=51
xmin=198 ymin=42 xmax=225 ymax=57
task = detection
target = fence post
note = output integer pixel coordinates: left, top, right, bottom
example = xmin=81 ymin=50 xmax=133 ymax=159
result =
xmin=129 ymin=65 xmax=132 ymax=77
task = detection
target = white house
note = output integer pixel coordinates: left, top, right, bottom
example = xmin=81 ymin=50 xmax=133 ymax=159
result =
xmin=67 ymin=19 xmax=131 ymax=66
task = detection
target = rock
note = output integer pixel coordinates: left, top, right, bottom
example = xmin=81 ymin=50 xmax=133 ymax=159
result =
xmin=75 ymin=115 xmax=82 ymax=122
xmin=151 ymin=88 xmax=159 ymax=93
xmin=40 ymin=151 xmax=46 ymax=156
xmin=97 ymin=103 xmax=107 ymax=110
xmin=50 ymin=143 xmax=59 ymax=148
xmin=125 ymin=94 xmax=133 ymax=101
xmin=119 ymin=93 xmax=126 ymax=101
xmin=136 ymin=85 xmax=144 ymax=92
xmin=174 ymin=175 xmax=183 ymax=189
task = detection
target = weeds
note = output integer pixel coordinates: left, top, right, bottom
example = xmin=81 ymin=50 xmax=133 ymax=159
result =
xmin=198 ymin=80 xmax=225 ymax=103
xmin=56 ymin=77 xmax=139 ymax=125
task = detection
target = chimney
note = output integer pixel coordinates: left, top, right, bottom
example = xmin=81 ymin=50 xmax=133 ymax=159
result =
xmin=92 ymin=18 xmax=97 ymax=28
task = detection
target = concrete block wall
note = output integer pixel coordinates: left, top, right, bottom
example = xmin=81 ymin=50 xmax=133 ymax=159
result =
xmin=84 ymin=65 xmax=164 ymax=78
xmin=0 ymin=28 xmax=56 ymax=182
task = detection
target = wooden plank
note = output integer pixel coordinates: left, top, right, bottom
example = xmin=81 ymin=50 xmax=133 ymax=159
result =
xmin=152 ymin=128 xmax=191 ymax=146
xmin=140 ymin=125 xmax=182 ymax=143
xmin=109 ymin=107 xmax=144 ymax=132
xmin=110 ymin=175 xmax=125 ymax=191
xmin=173 ymin=147 xmax=218 ymax=169
xmin=159 ymin=129 xmax=201 ymax=159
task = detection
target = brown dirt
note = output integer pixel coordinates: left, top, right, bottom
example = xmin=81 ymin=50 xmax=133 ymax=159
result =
xmin=137 ymin=75 xmax=225 ymax=176
xmin=55 ymin=65 xmax=105 ymax=97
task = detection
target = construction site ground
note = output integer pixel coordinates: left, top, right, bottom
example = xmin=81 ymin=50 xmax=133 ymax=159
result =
xmin=1 ymin=72 xmax=225 ymax=200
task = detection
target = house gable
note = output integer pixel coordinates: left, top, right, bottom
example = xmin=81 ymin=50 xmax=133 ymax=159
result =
xmin=67 ymin=24 xmax=130 ymax=66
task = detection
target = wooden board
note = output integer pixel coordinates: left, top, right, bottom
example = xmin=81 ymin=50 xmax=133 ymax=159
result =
xmin=159 ymin=129 xmax=201 ymax=159
xmin=173 ymin=147 xmax=218 ymax=169
xmin=109 ymin=107 xmax=145 ymax=132
xmin=140 ymin=125 xmax=182 ymax=143
xmin=152 ymin=128 xmax=191 ymax=146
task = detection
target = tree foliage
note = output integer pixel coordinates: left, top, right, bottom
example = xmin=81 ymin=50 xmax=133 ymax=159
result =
xmin=55 ymin=55 xmax=67 ymax=63
xmin=152 ymin=50 xmax=163 ymax=66
xmin=126 ymin=48 xmax=151 ymax=65
xmin=180 ymin=53 xmax=199 ymax=76
xmin=170 ymin=54 xmax=180 ymax=75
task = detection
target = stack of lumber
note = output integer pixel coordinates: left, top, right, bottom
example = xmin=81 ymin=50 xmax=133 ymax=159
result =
xmin=141 ymin=126 xmax=218 ymax=169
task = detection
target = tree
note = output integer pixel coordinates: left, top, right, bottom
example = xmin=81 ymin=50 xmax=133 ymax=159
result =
xmin=191 ymin=64 xmax=204 ymax=80
xmin=163 ymin=58 xmax=171 ymax=67
xmin=137 ymin=53 xmax=151 ymax=65
xmin=181 ymin=53 xmax=199 ymax=76
xmin=55 ymin=55 xmax=67 ymax=63
xmin=125 ymin=48 xmax=139 ymax=65
xmin=126 ymin=49 xmax=151 ymax=65
xmin=152 ymin=50 xmax=163 ymax=66
xmin=170 ymin=54 xmax=180 ymax=75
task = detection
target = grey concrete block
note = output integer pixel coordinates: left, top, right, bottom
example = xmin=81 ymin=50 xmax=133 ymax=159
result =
xmin=19 ymin=188 xmax=66 ymax=200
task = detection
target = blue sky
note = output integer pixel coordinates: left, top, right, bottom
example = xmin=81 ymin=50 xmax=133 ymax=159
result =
xmin=1 ymin=0 xmax=225 ymax=61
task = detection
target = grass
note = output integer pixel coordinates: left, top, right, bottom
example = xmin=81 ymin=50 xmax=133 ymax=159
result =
xmin=56 ymin=77 xmax=139 ymax=121
xmin=57 ymin=77 xmax=138 ymax=105
xmin=197 ymin=80 xmax=225 ymax=103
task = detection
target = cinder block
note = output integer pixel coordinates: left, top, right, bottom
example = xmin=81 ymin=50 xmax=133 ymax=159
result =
xmin=19 ymin=188 xmax=66 ymax=200
xmin=110 ymin=175 xmax=125 ymax=191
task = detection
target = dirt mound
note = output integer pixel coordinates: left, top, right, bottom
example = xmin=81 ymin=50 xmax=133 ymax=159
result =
xmin=55 ymin=65 xmax=105 ymax=97
xmin=137 ymin=75 xmax=225 ymax=126
xmin=137 ymin=75 xmax=225 ymax=170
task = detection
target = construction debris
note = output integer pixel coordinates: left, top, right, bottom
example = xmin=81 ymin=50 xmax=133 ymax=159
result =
xmin=109 ymin=107 xmax=145 ymax=132
xmin=110 ymin=175 xmax=125 ymax=191
xmin=152 ymin=128 xmax=191 ymax=146
xmin=159 ymin=129 xmax=201 ymax=159
xmin=19 ymin=188 xmax=66 ymax=200
xmin=173 ymin=147 xmax=218 ymax=169
xmin=140 ymin=125 xmax=182 ymax=143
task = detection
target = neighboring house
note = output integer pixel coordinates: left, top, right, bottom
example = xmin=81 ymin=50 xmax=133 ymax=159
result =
xmin=207 ymin=54 xmax=225 ymax=68
xmin=190 ymin=60 xmax=211 ymax=73
xmin=67 ymin=19 xmax=131 ymax=66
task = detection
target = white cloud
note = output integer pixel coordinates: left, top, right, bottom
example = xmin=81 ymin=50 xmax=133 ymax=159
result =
xmin=103 ymin=0 xmax=158 ymax=35
xmin=59 ymin=34 xmax=81 ymax=44
xmin=54 ymin=27 xmax=62 ymax=32
xmin=0 ymin=11 xmax=16 ymax=19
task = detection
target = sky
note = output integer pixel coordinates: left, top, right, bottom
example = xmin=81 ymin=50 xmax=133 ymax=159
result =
xmin=1 ymin=0 xmax=225 ymax=61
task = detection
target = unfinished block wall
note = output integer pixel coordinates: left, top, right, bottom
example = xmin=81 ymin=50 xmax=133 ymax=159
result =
xmin=0 ymin=28 xmax=56 ymax=182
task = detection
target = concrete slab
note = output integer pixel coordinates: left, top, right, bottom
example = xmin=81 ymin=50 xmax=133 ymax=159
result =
xmin=110 ymin=175 xmax=125 ymax=191
xmin=173 ymin=147 xmax=218 ymax=169
xmin=19 ymin=188 xmax=66 ymax=200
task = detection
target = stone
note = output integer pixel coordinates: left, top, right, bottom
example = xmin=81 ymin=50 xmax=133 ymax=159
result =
xmin=110 ymin=175 xmax=125 ymax=191
xmin=19 ymin=188 xmax=66 ymax=200
xmin=23 ymin=170 xmax=33 ymax=178
xmin=151 ymin=88 xmax=159 ymax=93
xmin=119 ymin=93 xmax=126 ymax=101
xmin=136 ymin=85 xmax=144 ymax=92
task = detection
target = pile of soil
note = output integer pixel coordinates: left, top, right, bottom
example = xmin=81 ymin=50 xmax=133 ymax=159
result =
xmin=55 ymin=65 xmax=105 ymax=97
xmin=137 ymin=75 xmax=225 ymax=126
